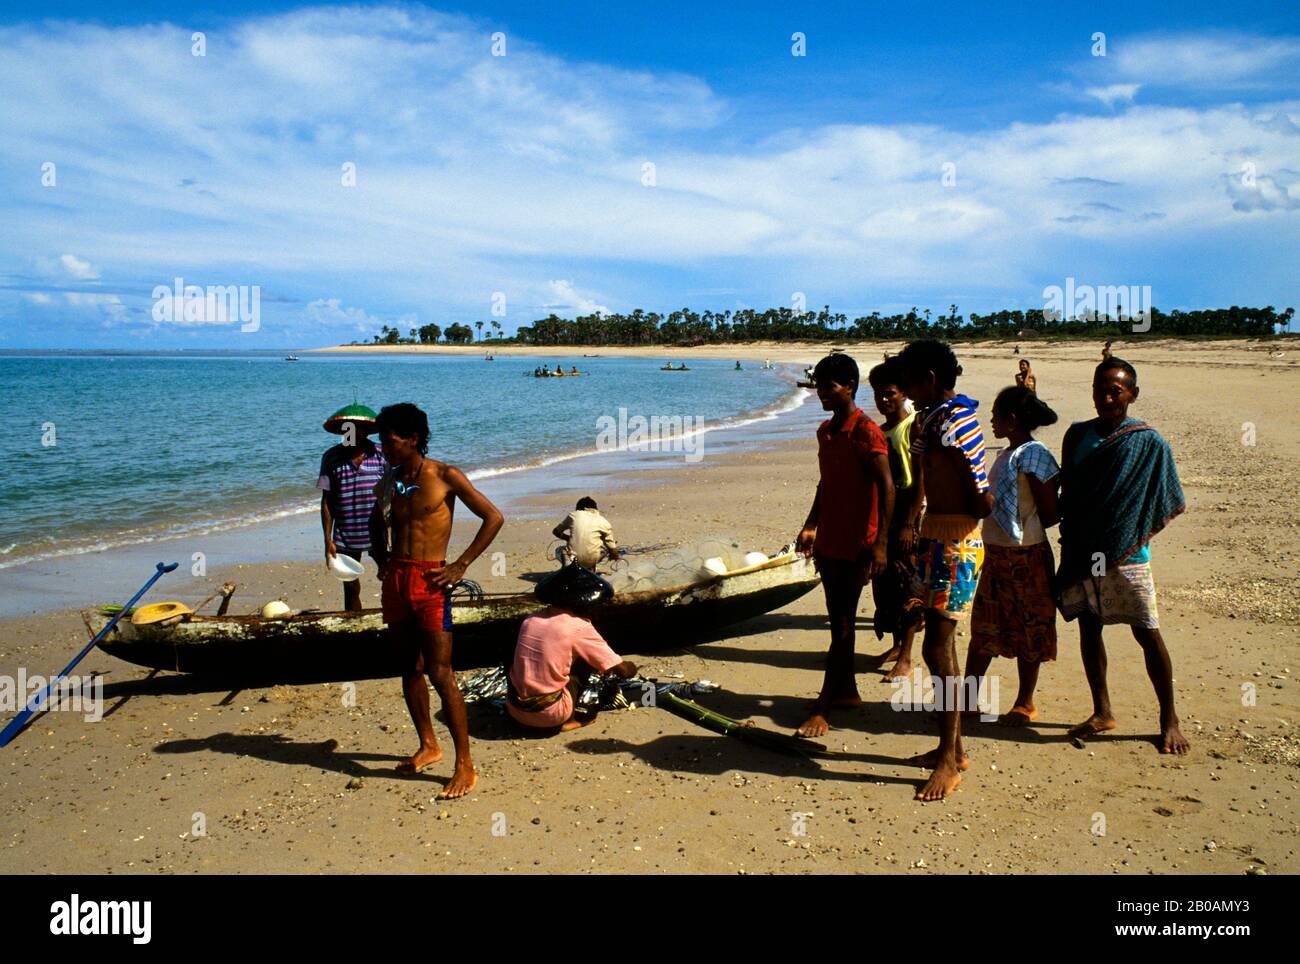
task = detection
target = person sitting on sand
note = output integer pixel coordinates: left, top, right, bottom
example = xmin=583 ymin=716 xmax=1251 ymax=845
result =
xmin=865 ymin=360 xmax=923 ymax=683
xmin=795 ymin=353 xmax=893 ymax=739
xmin=507 ymin=566 xmax=637 ymax=732
xmin=368 ymin=402 xmax=504 ymax=798
xmin=553 ymin=497 xmax=620 ymax=569
xmin=1056 ymin=358 xmax=1189 ymax=755
xmin=963 ymin=387 xmax=1060 ymax=727
xmin=895 ymin=339 xmax=992 ymax=801
xmin=1015 ymin=358 xmax=1037 ymax=392
xmin=318 ymin=403 xmax=387 ymax=612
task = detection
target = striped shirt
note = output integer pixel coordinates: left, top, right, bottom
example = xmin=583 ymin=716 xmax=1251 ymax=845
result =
xmin=317 ymin=443 xmax=387 ymax=550
xmin=911 ymin=394 xmax=989 ymax=493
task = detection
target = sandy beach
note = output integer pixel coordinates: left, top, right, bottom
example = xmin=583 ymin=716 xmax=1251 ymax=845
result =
xmin=1 ymin=340 xmax=1296 ymax=874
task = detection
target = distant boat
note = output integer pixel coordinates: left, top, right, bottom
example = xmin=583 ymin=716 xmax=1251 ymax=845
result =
xmin=284 ymin=355 xmax=300 ymax=361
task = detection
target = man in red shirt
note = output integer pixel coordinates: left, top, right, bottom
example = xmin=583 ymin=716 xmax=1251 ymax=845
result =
xmin=796 ymin=353 xmax=894 ymax=738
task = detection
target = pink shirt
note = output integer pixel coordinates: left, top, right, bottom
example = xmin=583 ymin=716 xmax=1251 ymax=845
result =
xmin=509 ymin=611 xmax=623 ymax=697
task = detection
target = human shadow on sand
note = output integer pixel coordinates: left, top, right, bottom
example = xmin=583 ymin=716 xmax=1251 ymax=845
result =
xmin=564 ymin=733 xmax=915 ymax=787
xmin=153 ymin=732 xmax=467 ymax=790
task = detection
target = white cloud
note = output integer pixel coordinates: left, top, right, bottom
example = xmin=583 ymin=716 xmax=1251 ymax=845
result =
xmin=59 ymin=254 xmax=99 ymax=279
xmin=303 ymin=297 xmax=416 ymax=333
xmin=1084 ymin=84 xmax=1140 ymax=108
xmin=1107 ymin=34 xmax=1300 ymax=90
xmin=544 ymin=280 xmax=608 ymax=316
xmin=1225 ymin=173 xmax=1300 ymax=212
xmin=63 ymin=291 xmax=126 ymax=322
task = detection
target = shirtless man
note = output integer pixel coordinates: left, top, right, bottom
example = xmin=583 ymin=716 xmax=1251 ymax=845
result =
xmin=896 ymin=341 xmax=993 ymax=801
xmin=369 ymin=403 xmax=504 ymax=799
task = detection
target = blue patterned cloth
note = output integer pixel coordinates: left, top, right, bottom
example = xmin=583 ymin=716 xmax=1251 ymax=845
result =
xmin=990 ymin=440 xmax=1060 ymax=543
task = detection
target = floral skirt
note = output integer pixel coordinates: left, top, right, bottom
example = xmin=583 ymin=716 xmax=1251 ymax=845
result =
xmin=970 ymin=542 xmax=1058 ymax=662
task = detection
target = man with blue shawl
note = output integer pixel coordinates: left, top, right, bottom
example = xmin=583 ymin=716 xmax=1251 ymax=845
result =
xmin=1057 ymin=357 xmax=1190 ymax=754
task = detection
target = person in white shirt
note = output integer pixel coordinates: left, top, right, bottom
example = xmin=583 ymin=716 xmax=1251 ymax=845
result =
xmin=963 ymin=387 xmax=1061 ymax=727
xmin=552 ymin=497 xmax=620 ymax=569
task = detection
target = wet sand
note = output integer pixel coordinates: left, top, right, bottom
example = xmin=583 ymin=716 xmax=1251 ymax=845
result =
xmin=0 ymin=340 xmax=1296 ymax=874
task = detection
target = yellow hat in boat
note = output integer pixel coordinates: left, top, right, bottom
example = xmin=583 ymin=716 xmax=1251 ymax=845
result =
xmin=131 ymin=601 xmax=194 ymax=625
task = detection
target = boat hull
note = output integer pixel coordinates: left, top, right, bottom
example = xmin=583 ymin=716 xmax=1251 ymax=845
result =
xmin=91 ymin=556 xmax=820 ymax=683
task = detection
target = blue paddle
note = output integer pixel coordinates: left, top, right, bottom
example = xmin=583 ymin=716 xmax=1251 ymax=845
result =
xmin=0 ymin=561 xmax=178 ymax=748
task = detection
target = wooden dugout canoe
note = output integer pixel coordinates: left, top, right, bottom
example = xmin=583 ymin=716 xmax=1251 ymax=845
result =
xmin=86 ymin=554 xmax=820 ymax=684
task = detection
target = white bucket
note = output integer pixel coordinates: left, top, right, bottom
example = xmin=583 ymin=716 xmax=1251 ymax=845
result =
xmin=329 ymin=553 xmax=365 ymax=582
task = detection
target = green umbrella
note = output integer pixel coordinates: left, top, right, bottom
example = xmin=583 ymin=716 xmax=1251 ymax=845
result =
xmin=323 ymin=403 xmax=379 ymax=436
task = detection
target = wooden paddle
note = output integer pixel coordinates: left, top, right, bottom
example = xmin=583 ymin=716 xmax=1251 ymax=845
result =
xmin=0 ymin=561 xmax=178 ymax=748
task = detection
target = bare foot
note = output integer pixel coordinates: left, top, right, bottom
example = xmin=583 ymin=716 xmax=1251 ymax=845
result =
xmin=915 ymin=762 xmax=963 ymax=801
xmin=396 ymin=744 xmax=443 ymax=774
xmin=881 ymin=659 xmax=912 ymax=682
xmin=997 ymin=705 xmax=1038 ymax=727
xmin=436 ymin=763 xmax=478 ymax=799
xmin=1068 ymin=714 xmax=1118 ymax=739
xmin=1161 ymin=723 xmax=1191 ymax=755
xmin=797 ymin=711 xmax=830 ymax=739
xmin=870 ymin=646 xmax=903 ymax=666
xmin=559 ymin=717 xmax=591 ymax=732
xmin=907 ymin=747 xmax=970 ymax=771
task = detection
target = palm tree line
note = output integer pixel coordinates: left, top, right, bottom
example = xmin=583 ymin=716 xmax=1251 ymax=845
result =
xmin=352 ymin=305 xmax=1293 ymax=346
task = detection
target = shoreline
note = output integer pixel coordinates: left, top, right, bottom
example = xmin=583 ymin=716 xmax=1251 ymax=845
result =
xmin=308 ymin=336 xmax=1299 ymax=368
xmin=0 ymin=359 xmax=808 ymax=585
xmin=0 ymin=378 xmax=817 ymax=618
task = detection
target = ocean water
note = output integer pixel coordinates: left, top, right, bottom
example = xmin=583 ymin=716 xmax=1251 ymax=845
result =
xmin=0 ymin=352 xmax=802 ymax=571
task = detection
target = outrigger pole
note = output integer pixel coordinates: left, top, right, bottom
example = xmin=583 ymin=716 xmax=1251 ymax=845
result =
xmin=0 ymin=561 xmax=179 ymax=748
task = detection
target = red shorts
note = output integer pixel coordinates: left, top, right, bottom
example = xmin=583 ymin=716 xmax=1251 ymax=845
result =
xmin=381 ymin=559 xmax=453 ymax=632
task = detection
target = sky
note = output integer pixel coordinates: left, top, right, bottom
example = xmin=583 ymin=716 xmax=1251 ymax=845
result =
xmin=1 ymin=1 xmax=1297 ymax=348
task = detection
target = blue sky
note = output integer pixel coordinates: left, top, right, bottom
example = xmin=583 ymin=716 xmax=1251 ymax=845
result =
xmin=1 ymin=1 xmax=1297 ymax=347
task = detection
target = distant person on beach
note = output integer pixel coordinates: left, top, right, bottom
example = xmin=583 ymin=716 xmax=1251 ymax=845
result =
xmin=1101 ymin=340 xmax=1113 ymax=360
xmin=369 ymin=402 xmax=504 ymax=798
xmin=866 ymin=360 xmax=922 ymax=683
xmin=318 ymin=404 xmax=387 ymax=612
xmin=964 ymin=387 xmax=1060 ymax=726
xmin=553 ymin=497 xmax=619 ymax=569
xmin=1015 ymin=359 xmax=1037 ymax=392
xmin=507 ymin=566 xmax=637 ymax=732
xmin=895 ymin=339 xmax=992 ymax=801
xmin=795 ymin=353 xmax=894 ymax=739
xmin=1056 ymin=358 xmax=1189 ymax=755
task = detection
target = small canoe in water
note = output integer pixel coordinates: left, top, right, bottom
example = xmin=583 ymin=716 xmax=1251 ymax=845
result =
xmin=87 ymin=554 xmax=820 ymax=684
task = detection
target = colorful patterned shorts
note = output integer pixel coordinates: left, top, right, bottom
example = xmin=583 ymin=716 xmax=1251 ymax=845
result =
xmin=910 ymin=526 xmax=984 ymax=621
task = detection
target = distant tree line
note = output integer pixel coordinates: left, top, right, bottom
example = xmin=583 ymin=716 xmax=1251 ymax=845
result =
xmin=356 ymin=320 xmax=503 ymax=345
xmin=353 ymin=305 xmax=1292 ymax=347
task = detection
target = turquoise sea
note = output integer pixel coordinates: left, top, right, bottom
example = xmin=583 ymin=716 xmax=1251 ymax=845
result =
xmin=0 ymin=352 xmax=803 ymax=573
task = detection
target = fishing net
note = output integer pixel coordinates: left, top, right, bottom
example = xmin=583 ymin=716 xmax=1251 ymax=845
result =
xmin=604 ymin=536 xmax=792 ymax=594
xmin=456 ymin=665 xmax=717 ymax=711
